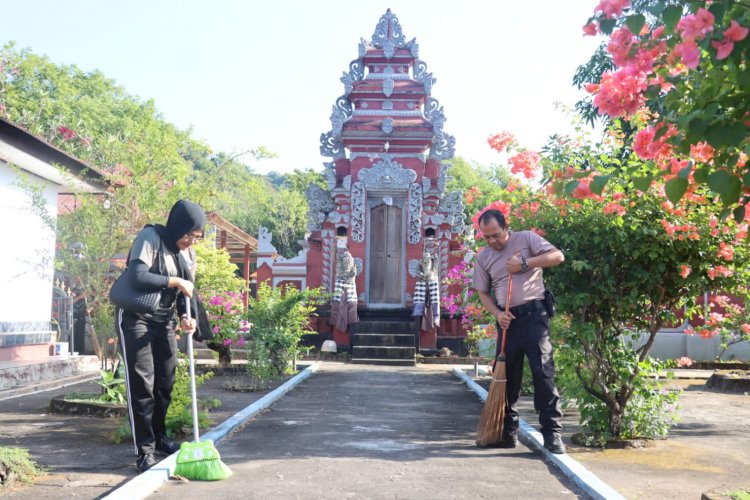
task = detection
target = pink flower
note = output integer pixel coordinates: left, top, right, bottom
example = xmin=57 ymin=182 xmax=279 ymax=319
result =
xmin=741 ymin=324 xmax=750 ymax=334
xmin=724 ymin=19 xmax=749 ymax=42
xmin=717 ymin=242 xmax=734 ymax=261
xmin=488 ymin=131 xmax=515 ymax=153
xmin=680 ymin=265 xmax=691 ymax=278
xmin=57 ymin=126 xmax=76 ymax=141
xmin=223 ymin=338 xmax=233 ymax=346
xmin=595 ymin=0 xmax=629 ymax=19
xmin=508 ymin=150 xmax=541 ymax=179
xmin=711 ymin=39 xmax=734 ymax=60
xmin=673 ymin=40 xmax=701 ymax=69
xmin=213 ymin=325 xmax=220 ymax=334
xmin=676 ymin=8 xmax=715 ymax=41
xmin=593 ymin=67 xmax=648 ymax=117
xmin=678 ymin=356 xmax=693 ymax=367
xmin=583 ymin=22 xmax=598 ymax=36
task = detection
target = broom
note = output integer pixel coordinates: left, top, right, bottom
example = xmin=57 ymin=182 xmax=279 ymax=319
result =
xmin=476 ymin=271 xmax=513 ymax=448
xmin=174 ymin=296 xmax=232 ymax=480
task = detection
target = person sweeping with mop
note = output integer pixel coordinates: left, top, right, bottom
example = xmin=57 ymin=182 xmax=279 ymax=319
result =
xmin=472 ymin=209 xmax=566 ymax=454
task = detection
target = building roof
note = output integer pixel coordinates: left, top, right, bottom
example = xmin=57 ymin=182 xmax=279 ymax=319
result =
xmin=0 ymin=118 xmax=108 ymax=192
xmin=207 ymin=212 xmax=258 ymax=264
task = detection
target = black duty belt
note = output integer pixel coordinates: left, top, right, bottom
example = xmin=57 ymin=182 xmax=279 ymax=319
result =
xmin=498 ymin=299 xmax=546 ymax=317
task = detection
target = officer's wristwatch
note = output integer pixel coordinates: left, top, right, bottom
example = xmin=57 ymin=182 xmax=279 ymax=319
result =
xmin=520 ymin=254 xmax=530 ymax=273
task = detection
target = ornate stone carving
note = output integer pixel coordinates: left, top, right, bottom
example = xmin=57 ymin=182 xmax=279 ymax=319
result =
xmin=323 ymin=161 xmax=336 ymax=190
xmin=408 ymin=183 xmax=423 ymax=244
xmin=359 ymin=38 xmax=370 ymax=58
xmin=422 ymin=177 xmax=431 ymax=193
xmin=306 ymin=184 xmax=336 ymax=232
xmin=413 ymin=60 xmax=435 ymax=95
xmin=330 ymin=96 xmax=353 ymax=135
xmin=406 ymin=38 xmax=419 ymax=58
xmin=320 ymin=131 xmax=344 ymax=159
xmin=416 ymin=251 xmax=439 ymax=281
xmin=431 ymin=132 xmax=456 ymax=160
xmin=438 ymin=191 xmax=465 ymax=234
xmin=322 ymin=233 xmax=334 ymax=292
xmin=328 ymin=211 xmax=349 ymax=225
xmin=438 ymin=162 xmax=449 ymax=192
xmin=372 ymin=10 xmax=406 ymax=54
xmin=342 ymin=175 xmax=352 ymax=191
xmin=358 ymin=156 xmax=417 ymax=190
xmin=353 ymin=257 xmax=363 ymax=276
xmin=382 ymin=100 xmax=394 ymax=110
xmin=381 ymin=117 xmax=394 ymax=135
xmin=351 ymin=181 xmax=366 ymax=243
xmin=439 ymin=239 xmax=450 ymax=297
xmin=340 ymin=59 xmax=365 ymax=95
xmin=383 ymin=78 xmax=394 ymax=97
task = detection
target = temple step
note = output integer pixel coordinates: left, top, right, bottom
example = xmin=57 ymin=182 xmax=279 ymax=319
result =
xmin=352 ymin=321 xmax=412 ymax=334
xmin=352 ymin=346 xmax=416 ymax=359
xmin=352 ymin=333 xmax=414 ymax=347
xmin=351 ymin=358 xmax=416 ymax=366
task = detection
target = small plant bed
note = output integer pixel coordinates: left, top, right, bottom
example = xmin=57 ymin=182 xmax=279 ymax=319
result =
xmin=0 ymin=447 xmax=44 ymax=489
xmin=706 ymin=370 xmax=750 ymax=392
xmin=690 ymin=360 xmax=750 ymax=371
xmin=570 ymin=432 xmax=657 ymax=449
xmin=418 ymin=356 xmax=493 ymax=365
xmin=299 ymin=352 xmax=350 ymax=362
xmin=49 ymin=393 xmax=127 ymax=418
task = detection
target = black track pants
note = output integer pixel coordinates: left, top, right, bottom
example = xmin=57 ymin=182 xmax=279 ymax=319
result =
xmin=495 ymin=307 xmax=563 ymax=438
xmin=115 ymin=308 xmax=177 ymax=456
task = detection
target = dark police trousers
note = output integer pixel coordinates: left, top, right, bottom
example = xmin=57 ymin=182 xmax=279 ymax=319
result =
xmin=495 ymin=302 xmax=563 ymax=439
xmin=115 ymin=308 xmax=177 ymax=456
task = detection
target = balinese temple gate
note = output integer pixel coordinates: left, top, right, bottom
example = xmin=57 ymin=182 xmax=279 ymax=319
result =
xmin=257 ymin=10 xmax=467 ymax=364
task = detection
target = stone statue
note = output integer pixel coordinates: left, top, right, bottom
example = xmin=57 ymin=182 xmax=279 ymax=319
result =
xmin=416 ymin=251 xmax=439 ymax=282
xmin=335 ymin=250 xmax=356 ymax=282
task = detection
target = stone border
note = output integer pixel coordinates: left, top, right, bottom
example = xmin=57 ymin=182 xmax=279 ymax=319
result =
xmin=451 ymin=367 xmax=625 ymax=500
xmin=101 ymin=361 xmax=321 ymax=500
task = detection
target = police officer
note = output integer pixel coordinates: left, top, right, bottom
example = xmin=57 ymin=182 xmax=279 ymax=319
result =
xmin=472 ymin=209 xmax=566 ymax=454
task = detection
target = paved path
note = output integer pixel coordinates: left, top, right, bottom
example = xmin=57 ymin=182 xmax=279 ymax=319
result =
xmin=156 ymin=363 xmax=586 ymax=499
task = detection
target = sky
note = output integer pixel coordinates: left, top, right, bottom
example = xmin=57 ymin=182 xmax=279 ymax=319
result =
xmin=2 ymin=1 xmax=602 ymax=175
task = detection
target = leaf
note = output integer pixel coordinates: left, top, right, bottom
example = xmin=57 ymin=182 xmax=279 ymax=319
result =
xmin=590 ymin=175 xmax=611 ymax=195
xmin=733 ymin=205 xmax=746 ymax=223
xmin=646 ymin=1 xmax=665 ymax=17
xmin=694 ymin=166 xmax=710 ymax=184
xmin=599 ymin=18 xmax=617 ymax=35
xmin=705 ymin=123 xmax=746 ymax=148
xmin=662 ymin=5 xmax=683 ymax=31
xmin=632 ymin=176 xmax=652 ymax=192
xmin=564 ymin=180 xmax=579 ymax=195
xmin=707 ymin=170 xmax=742 ymax=205
xmin=738 ymin=70 xmax=750 ymax=91
xmin=625 ymin=14 xmax=646 ymax=35
xmin=708 ymin=2 xmax=725 ymax=23
xmin=665 ymin=177 xmax=688 ymax=204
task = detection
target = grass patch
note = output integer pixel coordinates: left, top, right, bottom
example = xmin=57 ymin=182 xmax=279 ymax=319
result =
xmin=725 ymin=490 xmax=750 ymax=500
xmin=0 ymin=447 xmax=44 ymax=488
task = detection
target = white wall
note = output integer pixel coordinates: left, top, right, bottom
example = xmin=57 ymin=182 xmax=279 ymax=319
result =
xmin=0 ymin=162 xmax=58 ymax=323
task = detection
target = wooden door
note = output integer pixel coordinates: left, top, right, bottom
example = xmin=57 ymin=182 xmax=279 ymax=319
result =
xmin=368 ymin=202 xmax=403 ymax=305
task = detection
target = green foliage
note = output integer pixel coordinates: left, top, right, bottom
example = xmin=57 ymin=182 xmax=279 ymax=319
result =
xmin=0 ymin=447 xmax=44 ymax=488
xmin=194 ymin=241 xmax=245 ymax=298
xmin=445 ymin=156 xmax=511 ymax=220
xmin=95 ymin=363 xmax=126 ymax=404
xmin=247 ymin=283 xmax=326 ymax=377
xmin=166 ymin=358 xmax=221 ymax=437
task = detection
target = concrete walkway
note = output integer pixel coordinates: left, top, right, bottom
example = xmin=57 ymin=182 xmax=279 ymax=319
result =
xmin=153 ymin=363 xmax=587 ymax=499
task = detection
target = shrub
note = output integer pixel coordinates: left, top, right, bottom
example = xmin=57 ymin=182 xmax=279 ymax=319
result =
xmin=247 ymin=283 xmax=326 ymax=377
xmin=0 ymin=447 xmax=44 ymax=488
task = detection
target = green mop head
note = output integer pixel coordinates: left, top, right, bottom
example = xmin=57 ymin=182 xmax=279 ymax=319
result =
xmin=174 ymin=439 xmax=232 ymax=481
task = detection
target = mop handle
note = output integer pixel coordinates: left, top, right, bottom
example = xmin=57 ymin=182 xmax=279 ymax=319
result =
xmin=499 ymin=272 xmax=513 ymax=357
xmin=185 ymin=296 xmax=200 ymax=442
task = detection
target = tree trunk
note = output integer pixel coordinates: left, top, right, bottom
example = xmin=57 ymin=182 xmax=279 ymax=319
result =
xmin=608 ymin=405 xmax=623 ymax=438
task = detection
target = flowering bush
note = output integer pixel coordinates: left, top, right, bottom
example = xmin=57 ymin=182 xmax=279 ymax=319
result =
xmin=204 ymin=292 xmax=250 ymax=348
xmin=579 ymin=0 xmax=750 ymax=214
xmin=686 ymin=292 xmax=750 ymax=360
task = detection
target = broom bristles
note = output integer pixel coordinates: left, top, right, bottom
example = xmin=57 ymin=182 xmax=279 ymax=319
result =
xmin=476 ymin=360 xmax=507 ymax=448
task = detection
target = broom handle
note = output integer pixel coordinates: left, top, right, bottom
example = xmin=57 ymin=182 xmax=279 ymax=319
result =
xmin=185 ymin=296 xmax=201 ymax=442
xmin=499 ymin=272 xmax=513 ymax=356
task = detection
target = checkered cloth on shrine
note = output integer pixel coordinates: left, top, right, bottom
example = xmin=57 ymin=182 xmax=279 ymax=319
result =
xmin=332 ymin=278 xmax=357 ymax=304
xmin=412 ymin=279 xmax=440 ymax=324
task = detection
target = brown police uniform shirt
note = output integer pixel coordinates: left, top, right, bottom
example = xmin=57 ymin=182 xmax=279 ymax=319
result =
xmin=472 ymin=230 xmax=557 ymax=307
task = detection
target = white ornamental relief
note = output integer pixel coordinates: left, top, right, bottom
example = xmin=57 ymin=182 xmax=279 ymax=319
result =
xmin=351 ymin=182 xmax=366 ymax=243
xmin=408 ymin=183 xmax=422 ymax=244
xmin=357 ymin=156 xmax=417 ymax=190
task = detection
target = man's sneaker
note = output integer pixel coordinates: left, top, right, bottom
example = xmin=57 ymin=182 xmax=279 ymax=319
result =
xmin=136 ymin=453 xmax=159 ymax=473
xmin=543 ymin=435 xmax=566 ymax=454
xmin=156 ymin=435 xmax=181 ymax=455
